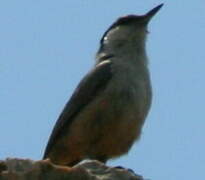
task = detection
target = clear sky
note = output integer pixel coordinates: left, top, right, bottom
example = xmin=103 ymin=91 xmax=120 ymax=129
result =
xmin=0 ymin=1 xmax=204 ymax=179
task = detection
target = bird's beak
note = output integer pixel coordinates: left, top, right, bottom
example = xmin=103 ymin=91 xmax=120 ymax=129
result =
xmin=143 ymin=4 xmax=163 ymax=24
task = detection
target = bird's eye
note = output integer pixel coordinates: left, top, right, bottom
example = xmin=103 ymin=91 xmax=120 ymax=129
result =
xmin=116 ymin=40 xmax=124 ymax=48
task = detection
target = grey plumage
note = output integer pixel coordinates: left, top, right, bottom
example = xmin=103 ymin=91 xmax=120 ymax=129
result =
xmin=43 ymin=4 xmax=163 ymax=166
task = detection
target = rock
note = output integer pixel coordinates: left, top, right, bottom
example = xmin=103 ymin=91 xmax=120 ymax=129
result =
xmin=0 ymin=158 xmax=144 ymax=180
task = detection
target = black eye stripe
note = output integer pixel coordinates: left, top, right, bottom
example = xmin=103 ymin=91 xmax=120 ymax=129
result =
xmin=100 ymin=15 xmax=142 ymax=44
xmin=115 ymin=15 xmax=141 ymax=26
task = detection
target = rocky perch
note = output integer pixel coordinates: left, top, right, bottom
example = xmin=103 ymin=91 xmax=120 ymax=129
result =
xmin=0 ymin=158 xmax=144 ymax=180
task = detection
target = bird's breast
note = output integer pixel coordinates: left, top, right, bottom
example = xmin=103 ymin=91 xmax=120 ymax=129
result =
xmin=65 ymin=63 xmax=152 ymax=159
xmin=107 ymin=63 xmax=152 ymax=119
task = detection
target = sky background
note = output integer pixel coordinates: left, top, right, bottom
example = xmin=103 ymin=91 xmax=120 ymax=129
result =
xmin=0 ymin=0 xmax=204 ymax=179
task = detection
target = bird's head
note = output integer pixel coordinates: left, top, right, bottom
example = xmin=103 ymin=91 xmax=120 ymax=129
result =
xmin=98 ymin=4 xmax=163 ymax=57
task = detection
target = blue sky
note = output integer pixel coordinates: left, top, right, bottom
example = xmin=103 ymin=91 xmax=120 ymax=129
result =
xmin=0 ymin=1 xmax=205 ymax=179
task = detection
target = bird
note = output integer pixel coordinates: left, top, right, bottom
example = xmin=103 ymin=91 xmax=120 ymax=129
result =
xmin=43 ymin=4 xmax=163 ymax=166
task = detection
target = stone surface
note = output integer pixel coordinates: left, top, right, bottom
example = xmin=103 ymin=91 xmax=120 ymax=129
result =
xmin=0 ymin=158 xmax=144 ymax=180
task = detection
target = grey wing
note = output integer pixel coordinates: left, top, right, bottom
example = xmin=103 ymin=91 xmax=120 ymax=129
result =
xmin=43 ymin=60 xmax=113 ymax=158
